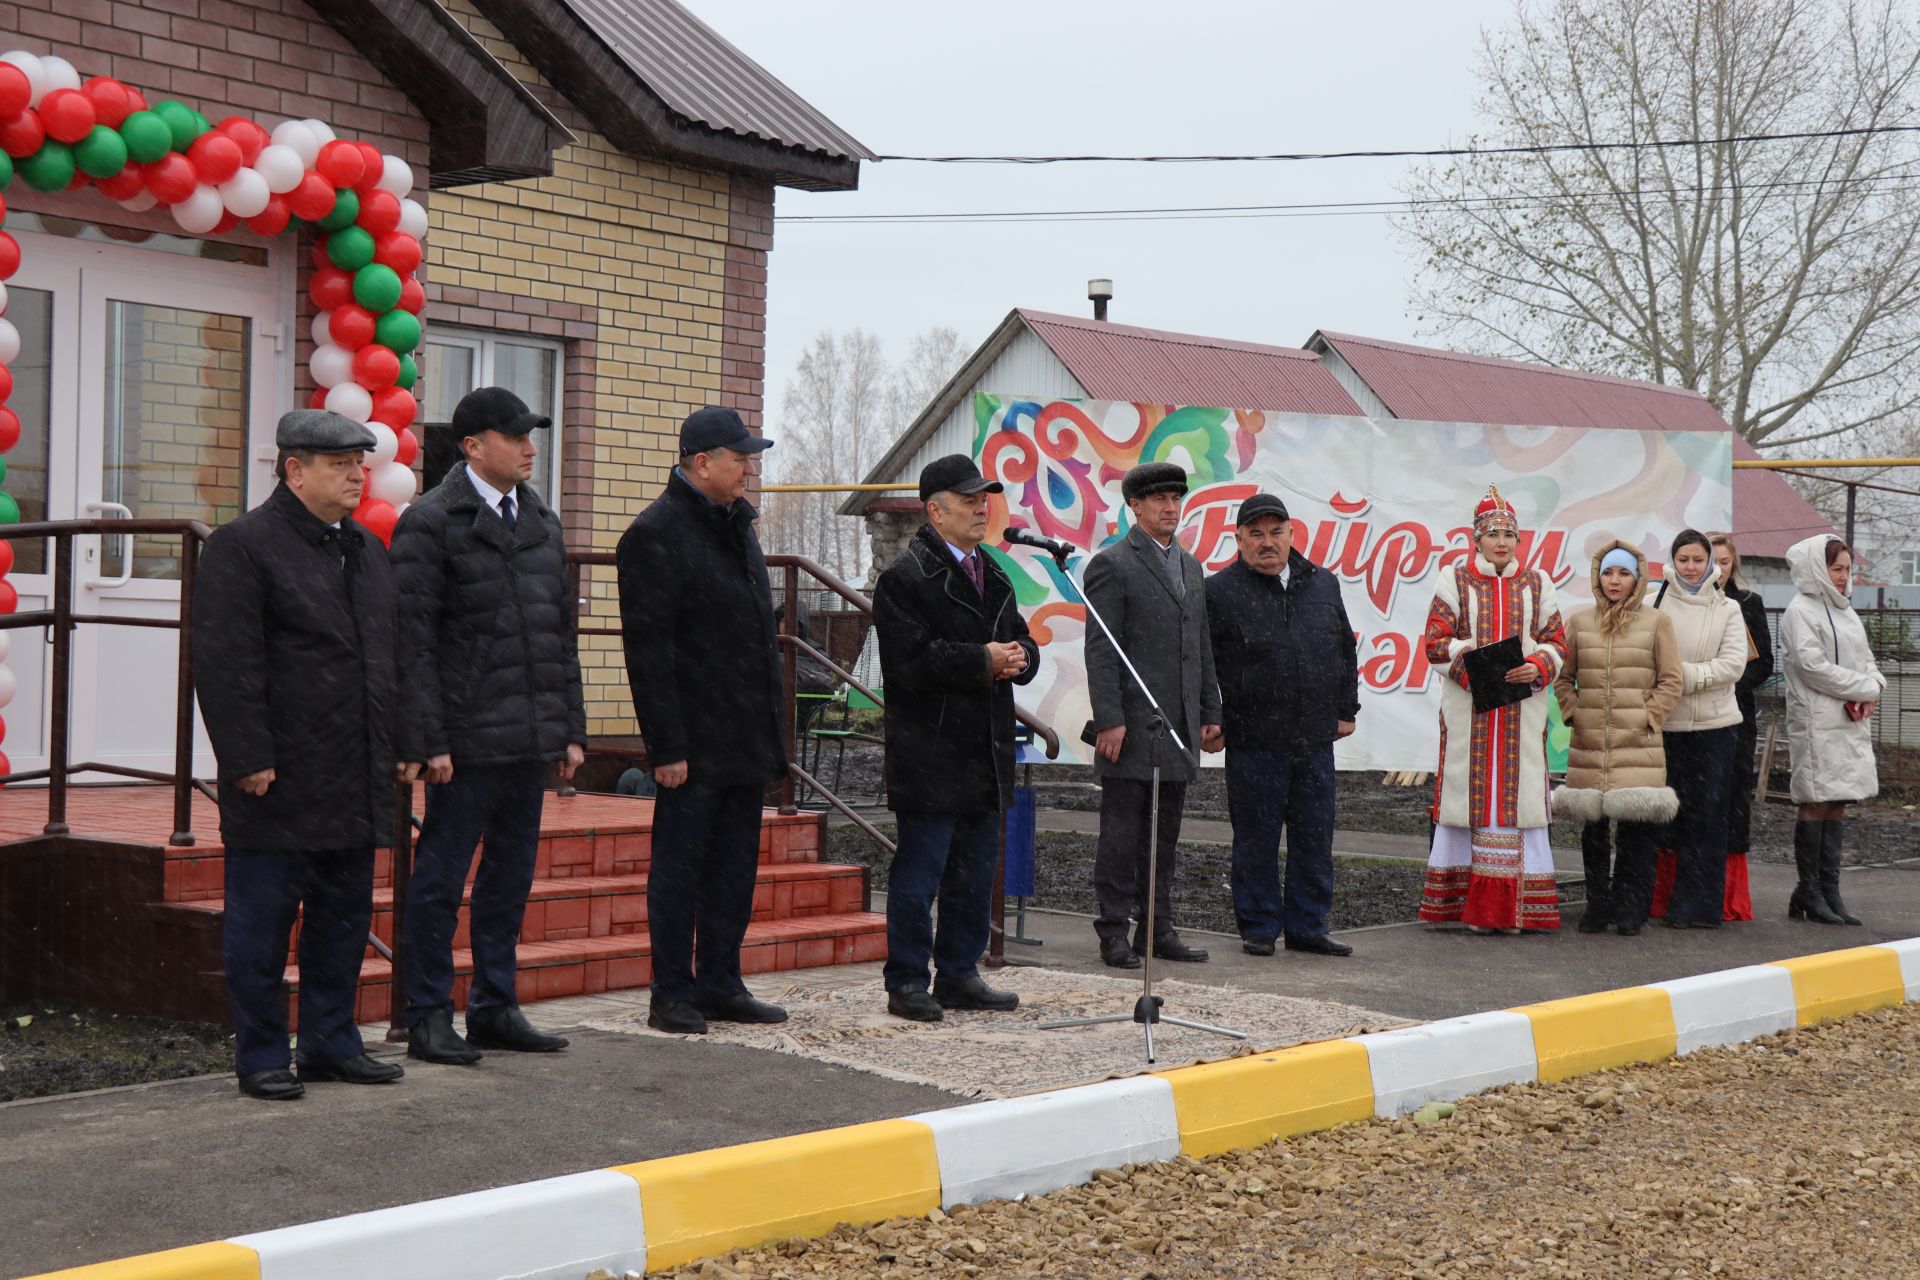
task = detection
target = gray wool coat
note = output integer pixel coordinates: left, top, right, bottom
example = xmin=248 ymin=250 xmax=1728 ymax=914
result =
xmin=1082 ymin=525 xmax=1222 ymax=782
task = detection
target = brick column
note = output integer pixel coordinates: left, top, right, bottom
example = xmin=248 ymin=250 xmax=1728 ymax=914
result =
xmin=723 ymin=178 xmax=773 ymax=436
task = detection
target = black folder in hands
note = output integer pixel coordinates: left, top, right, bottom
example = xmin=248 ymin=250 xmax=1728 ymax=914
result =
xmin=1463 ymin=635 xmax=1533 ymax=714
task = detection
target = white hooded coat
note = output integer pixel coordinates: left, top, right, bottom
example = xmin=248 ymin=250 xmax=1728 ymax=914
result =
xmin=1653 ymin=563 xmax=1748 ymax=732
xmin=1781 ymin=534 xmax=1885 ymax=804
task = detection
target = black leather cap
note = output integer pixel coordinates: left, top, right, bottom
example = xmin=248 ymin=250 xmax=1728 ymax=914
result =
xmin=1238 ymin=493 xmax=1290 ymax=524
xmin=680 ymin=406 xmax=772 ymax=456
xmin=918 ymin=454 xmax=1004 ymax=502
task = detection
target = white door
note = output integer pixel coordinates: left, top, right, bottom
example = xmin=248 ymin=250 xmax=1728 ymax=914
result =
xmin=5 ymin=225 xmax=289 ymax=780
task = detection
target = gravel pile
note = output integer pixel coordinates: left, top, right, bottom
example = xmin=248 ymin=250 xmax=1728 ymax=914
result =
xmin=674 ymin=1001 xmax=1920 ymax=1279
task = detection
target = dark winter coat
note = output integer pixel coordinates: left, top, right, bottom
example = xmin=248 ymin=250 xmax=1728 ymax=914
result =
xmin=1727 ymin=581 xmax=1775 ymax=724
xmin=616 ymin=469 xmax=786 ymax=786
xmin=873 ymin=524 xmax=1041 ymax=815
xmin=1082 ymin=525 xmax=1222 ymax=782
xmin=1204 ymin=552 xmax=1360 ymax=755
xmin=388 ymin=463 xmax=587 ymax=767
xmin=191 ymin=483 xmax=399 ymax=851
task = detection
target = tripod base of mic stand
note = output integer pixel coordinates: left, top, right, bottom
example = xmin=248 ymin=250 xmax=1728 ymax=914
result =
xmin=1040 ymin=994 xmax=1248 ymax=1065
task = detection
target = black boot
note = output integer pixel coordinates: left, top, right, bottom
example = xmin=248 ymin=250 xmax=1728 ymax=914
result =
xmin=1578 ymin=819 xmax=1612 ymax=933
xmin=1788 ymin=820 xmax=1843 ymax=924
xmin=1819 ymin=819 xmax=1863 ymax=926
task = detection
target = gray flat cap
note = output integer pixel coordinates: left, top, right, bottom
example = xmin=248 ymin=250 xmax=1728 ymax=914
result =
xmin=276 ymin=409 xmax=376 ymax=453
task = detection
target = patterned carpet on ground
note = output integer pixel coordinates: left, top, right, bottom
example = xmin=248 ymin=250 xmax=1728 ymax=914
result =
xmin=573 ymin=966 xmax=1405 ymax=1098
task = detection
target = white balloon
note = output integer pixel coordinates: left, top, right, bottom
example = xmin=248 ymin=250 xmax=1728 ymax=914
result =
xmin=39 ymin=55 xmax=79 ymax=93
xmin=309 ymin=342 xmax=354 ymax=389
xmin=217 ymin=167 xmax=271 ymax=218
xmin=310 ymin=311 xmax=333 ymax=349
xmin=302 ymin=118 xmax=336 ymax=145
xmin=0 ymin=630 xmax=12 ymax=662
xmin=0 ymin=318 xmax=18 ymax=365
xmin=0 ymin=664 xmax=16 ymax=711
xmin=0 ymin=280 xmax=8 ymax=315
xmin=170 ymin=184 xmax=225 ymax=235
xmin=377 ymin=155 xmax=414 ymax=197
xmin=397 ymin=197 xmax=428 ymax=241
xmin=0 ymin=52 xmax=47 ymax=107
xmin=370 ymin=460 xmax=416 ymax=507
xmin=252 ymin=146 xmax=304 ymax=195
xmin=365 ymin=422 xmax=399 ymax=468
xmin=324 ymin=381 xmax=372 ymax=423
xmin=116 ymin=190 xmax=158 ymax=213
xmin=269 ymin=120 xmax=319 ymax=167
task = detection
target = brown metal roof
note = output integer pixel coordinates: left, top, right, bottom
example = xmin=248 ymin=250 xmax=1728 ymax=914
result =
xmin=1021 ymin=310 xmax=1364 ymax=415
xmin=562 ymin=0 xmax=873 ymax=162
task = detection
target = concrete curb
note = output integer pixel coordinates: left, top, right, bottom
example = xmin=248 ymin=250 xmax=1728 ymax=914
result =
xmin=29 ymin=936 xmax=1920 ymax=1280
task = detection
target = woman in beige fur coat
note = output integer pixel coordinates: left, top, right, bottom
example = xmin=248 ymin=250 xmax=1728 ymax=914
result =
xmin=1553 ymin=542 xmax=1682 ymax=935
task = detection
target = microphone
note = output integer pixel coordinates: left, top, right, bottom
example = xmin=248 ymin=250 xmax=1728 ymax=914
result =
xmin=1004 ymin=528 xmax=1074 ymax=561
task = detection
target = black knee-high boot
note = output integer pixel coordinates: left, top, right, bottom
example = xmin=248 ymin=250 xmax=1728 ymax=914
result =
xmin=1819 ymin=819 xmax=1863 ymax=926
xmin=1789 ymin=820 xmax=1843 ymax=924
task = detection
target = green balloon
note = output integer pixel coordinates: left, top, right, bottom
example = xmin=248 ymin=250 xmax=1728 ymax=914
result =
xmin=154 ymin=101 xmax=202 ymax=151
xmin=190 ymin=110 xmax=212 ymax=135
xmin=317 ymin=188 xmax=359 ymax=232
xmin=19 ymin=141 xmax=75 ymax=192
xmin=326 ymin=226 xmax=375 ymax=271
xmin=0 ymin=152 xmax=12 ymax=189
xmin=73 ymin=126 xmax=129 ymax=180
xmin=0 ymin=491 xmax=20 ymax=525
xmin=396 ymin=353 xmax=418 ymax=391
xmin=119 ymin=111 xmax=172 ymax=164
xmin=352 ymin=262 xmax=402 ymax=312
xmin=375 ymin=309 xmax=421 ymax=355
xmin=0 ymin=456 xmax=9 ymax=487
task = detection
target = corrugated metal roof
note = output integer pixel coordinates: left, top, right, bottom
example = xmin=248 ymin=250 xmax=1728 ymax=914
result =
xmin=1020 ymin=310 xmax=1364 ymax=415
xmin=562 ymin=0 xmax=874 ymax=161
xmin=1310 ymin=330 xmax=1835 ymax=558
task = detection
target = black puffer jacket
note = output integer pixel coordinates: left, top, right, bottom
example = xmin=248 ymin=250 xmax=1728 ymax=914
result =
xmin=389 ymin=463 xmax=586 ymax=766
xmin=1205 ymin=552 xmax=1359 ymax=754
xmin=616 ymin=469 xmax=787 ymax=786
xmin=192 ymin=483 xmax=399 ymax=851
xmin=873 ymin=524 xmax=1040 ymax=815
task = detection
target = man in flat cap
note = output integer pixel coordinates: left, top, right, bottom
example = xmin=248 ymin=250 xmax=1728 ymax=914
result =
xmin=192 ymin=410 xmax=411 ymax=1100
xmin=1083 ymin=461 xmax=1222 ymax=967
xmin=390 ymin=388 xmax=586 ymax=1065
xmin=617 ymin=406 xmax=789 ymax=1034
xmin=872 ymin=455 xmax=1039 ymax=1022
xmin=1205 ymin=493 xmax=1358 ymax=958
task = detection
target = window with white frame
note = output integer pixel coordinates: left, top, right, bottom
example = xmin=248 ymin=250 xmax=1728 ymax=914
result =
xmin=417 ymin=329 xmax=565 ymax=499
xmin=1899 ymin=549 xmax=1920 ymax=586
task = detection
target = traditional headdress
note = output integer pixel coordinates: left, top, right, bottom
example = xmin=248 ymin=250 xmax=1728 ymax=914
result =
xmin=1473 ymin=482 xmax=1519 ymax=536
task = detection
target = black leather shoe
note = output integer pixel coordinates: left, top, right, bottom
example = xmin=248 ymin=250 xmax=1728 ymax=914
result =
xmin=934 ymin=975 xmax=1019 ymax=1012
xmin=1153 ymin=934 xmax=1209 ymax=962
xmin=238 ymin=1068 xmax=304 ymax=1101
xmin=408 ymin=1010 xmax=482 ymax=1065
xmin=646 ymin=1000 xmax=708 ymax=1035
xmin=1615 ymin=919 xmax=1644 ymax=937
xmin=1099 ymin=936 xmax=1142 ymax=969
xmin=297 ymin=1053 xmax=404 ymax=1085
xmin=888 ymin=988 xmax=944 ymax=1022
xmin=1242 ymin=937 xmax=1277 ymax=956
xmin=466 ymin=1006 xmax=569 ymax=1053
xmin=1576 ymin=911 xmax=1610 ymax=934
xmin=1285 ymin=934 xmax=1353 ymax=957
xmin=697 ymin=993 xmax=789 ymax=1025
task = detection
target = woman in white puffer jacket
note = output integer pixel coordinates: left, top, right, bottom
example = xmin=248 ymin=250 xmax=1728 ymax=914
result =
xmin=1652 ymin=529 xmax=1748 ymax=928
xmin=1781 ymin=534 xmax=1885 ymax=926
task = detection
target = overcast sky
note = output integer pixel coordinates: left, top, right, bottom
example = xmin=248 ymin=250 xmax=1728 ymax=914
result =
xmin=680 ymin=0 xmax=1521 ymax=448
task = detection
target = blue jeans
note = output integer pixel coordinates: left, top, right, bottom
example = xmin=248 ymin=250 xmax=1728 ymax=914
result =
xmin=884 ymin=810 xmax=1000 ymax=993
xmin=1226 ymin=745 xmax=1337 ymax=942
xmin=647 ymin=781 xmax=764 ymax=1005
xmin=402 ymin=762 xmax=547 ymax=1028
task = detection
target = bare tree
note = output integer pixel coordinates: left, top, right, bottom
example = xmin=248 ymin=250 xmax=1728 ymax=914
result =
xmin=1397 ymin=0 xmax=1920 ymax=451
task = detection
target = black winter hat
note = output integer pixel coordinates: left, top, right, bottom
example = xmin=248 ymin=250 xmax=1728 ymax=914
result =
xmin=452 ymin=386 xmax=551 ymax=440
xmin=1121 ymin=461 xmax=1188 ymax=502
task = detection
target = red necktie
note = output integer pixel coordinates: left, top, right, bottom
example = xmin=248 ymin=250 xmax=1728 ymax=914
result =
xmin=964 ymin=553 xmax=985 ymax=595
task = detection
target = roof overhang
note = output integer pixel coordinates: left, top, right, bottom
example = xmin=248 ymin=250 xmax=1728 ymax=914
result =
xmin=308 ymin=0 xmax=572 ymax=189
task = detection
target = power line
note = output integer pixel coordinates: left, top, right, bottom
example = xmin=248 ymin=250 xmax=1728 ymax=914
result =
xmin=873 ymin=123 xmax=1920 ymax=164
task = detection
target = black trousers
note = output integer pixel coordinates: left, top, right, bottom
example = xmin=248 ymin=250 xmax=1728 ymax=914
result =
xmin=647 ymin=781 xmax=764 ymax=1005
xmin=1664 ymin=727 xmax=1737 ymax=925
xmin=1094 ymin=776 xmax=1186 ymax=945
xmin=1580 ymin=818 xmax=1658 ymax=926
xmin=1727 ymin=714 xmax=1758 ymax=853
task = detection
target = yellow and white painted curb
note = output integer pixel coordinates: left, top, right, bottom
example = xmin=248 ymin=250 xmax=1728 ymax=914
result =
xmin=31 ymin=939 xmax=1920 ymax=1280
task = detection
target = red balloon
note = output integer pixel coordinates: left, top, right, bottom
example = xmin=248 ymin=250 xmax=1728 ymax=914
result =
xmin=213 ymin=211 xmax=239 ymax=234
xmin=66 ymin=169 xmax=89 ymax=191
xmin=144 ymin=153 xmax=198 ymax=204
xmin=397 ymin=276 xmax=426 ymax=315
xmin=354 ymin=498 xmax=398 ymax=546
xmin=329 ymin=303 xmax=376 ymax=349
xmin=81 ymin=79 xmax=135 ymax=129
xmin=288 ymin=171 xmax=336 ymax=222
xmin=0 ymin=231 xmax=18 ymax=280
xmin=372 ymin=232 xmax=422 ymax=276
xmin=97 ymin=167 xmax=145 ymax=201
xmin=370 ymin=386 xmax=417 ymax=431
xmin=310 ymin=239 xmax=332 ymax=272
xmin=38 ymin=88 xmax=96 ymax=144
xmin=352 ymin=343 xmax=400 ymax=388
xmin=310 ymin=266 xmax=354 ymax=311
xmin=0 ymin=110 xmax=45 ymax=159
xmin=0 ymin=538 xmax=13 ymax=575
xmin=316 ymin=139 xmax=365 ymax=189
xmin=0 ymin=364 xmax=12 ymax=403
xmin=356 ymin=187 xmax=401 ymax=236
xmin=215 ymin=116 xmax=267 ymax=165
xmin=0 ymin=64 xmax=28 ymax=118
xmin=395 ymin=426 xmax=419 ymax=468
xmin=353 ymin=141 xmax=384 ymax=191
xmin=308 ymin=386 xmax=328 ymax=409
xmin=0 ymin=408 xmax=20 ymax=452
xmin=245 ymin=195 xmax=291 ymax=237
xmin=0 ymin=748 xmax=13 ymax=782
xmin=125 ymin=86 xmax=148 ymax=114
xmin=187 ymin=131 xmax=243 ymax=185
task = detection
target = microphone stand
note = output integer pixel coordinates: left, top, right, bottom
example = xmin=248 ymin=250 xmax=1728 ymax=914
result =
xmin=1027 ymin=538 xmax=1246 ymax=1064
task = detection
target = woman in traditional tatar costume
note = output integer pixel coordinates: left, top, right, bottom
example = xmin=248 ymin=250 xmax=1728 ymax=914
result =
xmin=1418 ymin=484 xmax=1570 ymax=933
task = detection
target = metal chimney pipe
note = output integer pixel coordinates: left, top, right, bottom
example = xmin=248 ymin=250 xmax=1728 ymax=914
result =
xmin=1088 ymin=278 xmax=1113 ymax=322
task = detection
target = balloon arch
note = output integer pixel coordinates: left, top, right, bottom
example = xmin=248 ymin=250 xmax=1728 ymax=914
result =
xmin=0 ymin=49 xmax=432 ymax=769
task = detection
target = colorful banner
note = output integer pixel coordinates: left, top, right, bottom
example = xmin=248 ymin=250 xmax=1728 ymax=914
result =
xmin=980 ymin=396 xmax=1734 ymax=771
